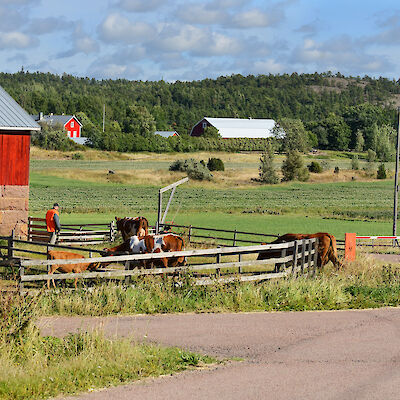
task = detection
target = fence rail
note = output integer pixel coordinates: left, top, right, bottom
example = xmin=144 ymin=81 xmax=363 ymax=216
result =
xmin=16 ymin=238 xmax=318 ymax=294
xmin=159 ymin=223 xmax=278 ymax=247
xmin=27 ymin=217 xmax=116 ymax=245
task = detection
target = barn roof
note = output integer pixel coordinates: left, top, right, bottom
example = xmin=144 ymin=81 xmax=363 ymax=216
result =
xmin=0 ymin=86 xmax=40 ymax=131
xmin=154 ymin=131 xmax=179 ymax=138
xmin=197 ymin=117 xmax=276 ymax=139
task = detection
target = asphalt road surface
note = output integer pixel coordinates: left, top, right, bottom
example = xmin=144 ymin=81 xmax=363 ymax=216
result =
xmin=39 ymin=308 xmax=400 ymax=400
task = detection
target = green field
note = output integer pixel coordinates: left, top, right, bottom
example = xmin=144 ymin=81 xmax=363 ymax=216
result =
xmin=30 ymin=170 xmax=395 ymax=240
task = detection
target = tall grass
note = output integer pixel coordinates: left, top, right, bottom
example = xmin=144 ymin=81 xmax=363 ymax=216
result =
xmin=0 ymin=293 xmax=215 ymax=400
xmin=37 ymin=257 xmax=400 ymax=316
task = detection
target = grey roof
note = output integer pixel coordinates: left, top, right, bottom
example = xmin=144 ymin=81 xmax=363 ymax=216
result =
xmin=69 ymin=136 xmax=90 ymax=145
xmin=193 ymin=117 xmax=276 ymax=139
xmin=154 ymin=131 xmax=179 ymax=138
xmin=0 ymin=86 xmax=40 ymax=131
xmin=31 ymin=114 xmax=82 ymax=127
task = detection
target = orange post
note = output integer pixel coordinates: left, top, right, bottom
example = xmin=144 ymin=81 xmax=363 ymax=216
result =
xmin=345 ymin=233 xmax=357 ymax=261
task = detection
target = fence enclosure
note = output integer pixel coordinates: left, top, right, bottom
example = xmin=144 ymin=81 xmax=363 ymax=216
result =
xmin=17 ymin=238 xmax=319 ymax=294
xmin=28 ymin=217 xmax=116 ymax=245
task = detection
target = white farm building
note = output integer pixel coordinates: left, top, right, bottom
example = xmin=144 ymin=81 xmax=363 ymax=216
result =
xmin=190 ymin=117 xmax=277 ymax=139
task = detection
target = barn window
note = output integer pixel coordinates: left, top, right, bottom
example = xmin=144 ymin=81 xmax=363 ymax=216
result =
xmin=68 ymin=131 xmax=71 ymax=136
xmin=202 ymin=122 xmax=207 ymax=129
xmin=71 ymin=121 xmax=75 ymax=128
xmin=74 ymin=131 xmax=77 ymax=137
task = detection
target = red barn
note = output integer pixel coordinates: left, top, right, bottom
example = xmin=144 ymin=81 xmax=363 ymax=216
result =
xmin=0 ymin=86 xmax=40 ymax=238
xmin=32 ymin=113 xmax=82 ymax=138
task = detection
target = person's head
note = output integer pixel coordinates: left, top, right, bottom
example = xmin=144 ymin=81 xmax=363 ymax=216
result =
xmin=53 ymin=203 xmax=59 ymax=210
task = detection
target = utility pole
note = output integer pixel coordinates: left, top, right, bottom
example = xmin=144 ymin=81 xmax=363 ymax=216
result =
xmin=393 ymin=107 xmax=400 ymax=236
xmin=102 ymin=104 xmax=105 ymax=133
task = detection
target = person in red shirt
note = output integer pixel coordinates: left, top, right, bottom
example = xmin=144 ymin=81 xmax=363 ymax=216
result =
xmin=46 ymin=203 xmax=61 ymax=244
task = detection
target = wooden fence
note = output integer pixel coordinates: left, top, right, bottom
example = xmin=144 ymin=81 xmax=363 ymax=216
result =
xmin=17 ymin=238 xmax=318 ymax=294
xmin=159 ymin=223 xmax=278 ymax=247
xmin=28 ymin=217 xmax=116 ymax=245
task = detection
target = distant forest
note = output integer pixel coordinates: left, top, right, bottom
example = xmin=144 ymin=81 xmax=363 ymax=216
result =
xmin=1 ymin=70 xmax=400 ymax=154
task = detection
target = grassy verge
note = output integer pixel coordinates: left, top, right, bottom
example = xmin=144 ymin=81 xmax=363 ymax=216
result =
xmin=36 ymin=258 xmax=400 ymax=316
xmin=0 ymin=295 xmax=216 ymax=400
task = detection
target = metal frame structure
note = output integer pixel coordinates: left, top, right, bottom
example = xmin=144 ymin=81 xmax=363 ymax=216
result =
xmin=156 ymin=177 xmax=189 ymax=233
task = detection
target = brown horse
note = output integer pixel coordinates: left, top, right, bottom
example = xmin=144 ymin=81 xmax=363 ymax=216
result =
xmin=104 ymin=234 xmax=185 ymax=268
xmin=47 ymin=250 xmax=101 ymax=289
xmin=257 ymin=232 xmax=342 ymax=270
xmin=115 ymin=216 xmax=149 ymax=241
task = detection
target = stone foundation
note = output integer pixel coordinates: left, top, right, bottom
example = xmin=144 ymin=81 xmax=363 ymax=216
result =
xmin=0 ymin=185 xmax=29 ymax=238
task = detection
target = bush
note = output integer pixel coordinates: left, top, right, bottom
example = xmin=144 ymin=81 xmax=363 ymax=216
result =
xmin=377 ymin=163 xmax=387 ymax=179
xmin=258 ymin=144 xmax=279 ymax=184
xmin=281 ymin=150 xmax=309 ymax=182
xmin=334 ymin=166 xmax=340 ymax=174
xmin=72 ymin=152 xmax=83 ymax=160
xmin=308 ymin=161 xmax=323 ymax=173
xmin=367 ymin=149 xmax=376 ymax=162
xmin=169 ymin=159 xmax=213 ymax=180
xmin=207 ymin=158 xmax=225 ymax=171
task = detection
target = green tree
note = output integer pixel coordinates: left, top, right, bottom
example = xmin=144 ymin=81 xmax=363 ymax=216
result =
xmin=273 ymin=118 xmax=310 ymax=153
xmin=123 ymin=105 xmax=156 ymax=136
xmin=351 ymin=155 xmax=359 ymax=170
xmin=377 ymin=163 xmax=387 ymax=179
xmin=281 ymin=150 xmax=310 ymax=181
xmin=322 ymin=113 xmax=351 ymax=150
xmin=203 ymin=126 xmax=221 ymax=138
xmin=354 ymin=129 xmax=365 ymax=152
xmin=375 ymin=124 xmax=396 ymax=161
xmin=258 ymin=143 xmax=279 ymax=184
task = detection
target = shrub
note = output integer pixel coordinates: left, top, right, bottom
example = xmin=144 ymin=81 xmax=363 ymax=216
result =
xmin=334 ymin=166 xmax=340 ymax=174
xmin=207 ymin=158 xmax=225 ymax=171
xmin=308 ymin=161 xmax=323 ymax=173
xmin=351 ymin=155 xmax=359 ymax=170
xmin=72 ymin=152 xmax=83 ymax=160
xmin=367 ymin=149 xmax=376 ymax=162
xmin=377 ymin=163 xmax=387 ymax=179
xmin=169 ymin=159 xmax=213 ymax=180
xmin=281 ymin=150 xmax=309 ymax=182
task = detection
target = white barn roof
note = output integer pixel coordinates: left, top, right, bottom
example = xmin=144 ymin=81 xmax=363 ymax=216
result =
xmin=203 ymin=117 xmax=276 ymax=139
xmin=0 ymin=86 xmax=40 ymax=131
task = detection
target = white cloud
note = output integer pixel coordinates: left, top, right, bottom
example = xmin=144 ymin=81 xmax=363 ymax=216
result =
xmin=230 ymin=9 xmax=277 ymax=29
xmin=251 ymin=59 xmax=284 ymax=74
xmin=28 ymin=17 xmax=70 ymax=35
xmin=56 ymin=25 xmax=99 ymax=58
xmin=88 ymin=61 xmax=142 ymax=79
xmin=292 ymin=37 xmax=393 ymax=74
xmin=117 ymin=0 xmax=164 ymax=12
xmin=176 ymin=3 xmax=228 ymax=25
xmin=150 ymin=24 xmax=242 ymax=56
xmin=0 ymin=31 xmax=37 ymax=49
xmin=98 ymin=13 xmax=154 ymax=44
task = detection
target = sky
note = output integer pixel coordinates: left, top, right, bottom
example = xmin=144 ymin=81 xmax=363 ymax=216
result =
xmin=1 ymin=0 xmax=400 ymax=82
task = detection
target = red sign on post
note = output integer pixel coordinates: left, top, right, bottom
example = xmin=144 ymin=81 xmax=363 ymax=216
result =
xmin=345 ymin=233 xmax=357 ymax=261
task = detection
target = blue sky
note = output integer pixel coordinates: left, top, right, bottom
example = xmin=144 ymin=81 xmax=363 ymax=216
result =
xmin=1 ymin=0 xmax=400 ymax=81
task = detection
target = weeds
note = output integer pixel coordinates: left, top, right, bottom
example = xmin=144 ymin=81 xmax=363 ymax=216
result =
xmin=0 ymin=292 xmax=215 ymax=400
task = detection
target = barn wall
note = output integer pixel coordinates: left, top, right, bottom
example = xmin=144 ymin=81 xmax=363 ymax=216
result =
xmin=190 ymin=119 xmax=210 ymax=137
xmin=0 ymin=131 xmax=31 ymax=238
xmin=0 ymin=132 xmax=30 ymax=185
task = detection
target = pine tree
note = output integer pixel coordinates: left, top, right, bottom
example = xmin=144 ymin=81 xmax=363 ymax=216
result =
xmin=281 ymin=150 xmax=310 ymax=182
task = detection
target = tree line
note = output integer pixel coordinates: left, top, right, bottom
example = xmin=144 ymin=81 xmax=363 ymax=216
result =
xmin=2 ymin=70 xmax=399 ymax=155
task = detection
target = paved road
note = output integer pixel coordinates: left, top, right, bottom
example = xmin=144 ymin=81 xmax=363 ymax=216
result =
xmin=39 ymin=308 xmax=400 ymax=400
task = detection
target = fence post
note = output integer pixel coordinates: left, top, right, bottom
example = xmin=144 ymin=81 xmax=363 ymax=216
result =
xmin=313 ymin=238 xmax=319 ymax=276
xmin=7 ymin=230 xmax=14 ymax=260
xmin=292 ymin=241 xmax=299 ymax=275
xmin=300 ymin=239 xmax=306 ymax=275
xmin=19 ymin=261 xmax=24 ymax=296
xmin=112 ymin=220 xmax=116 ymax=241
xmin=28 ymin=217 xmax=31 ymax=241
xmin=345 ymin=233 xmax=356 ymax=262
xmin=124 ymin=261 xmax=131 ymax=285
xmin=188 ymin=226 xmax=192 ymax=244
xmin=233 ymin=229 xmax=237 ymax=246
xmin=216 ymin=249 xmax=221 ymax=276
xmin=306 ymin=239 xmax=313 ymax=276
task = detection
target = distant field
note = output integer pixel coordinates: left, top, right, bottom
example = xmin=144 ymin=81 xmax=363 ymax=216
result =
xmin=29 ymin=151 xmax=396 ymax=241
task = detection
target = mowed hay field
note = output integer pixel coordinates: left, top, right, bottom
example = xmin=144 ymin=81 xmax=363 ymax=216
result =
xmin=29 ymin=148 xmax=395 ymax=239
